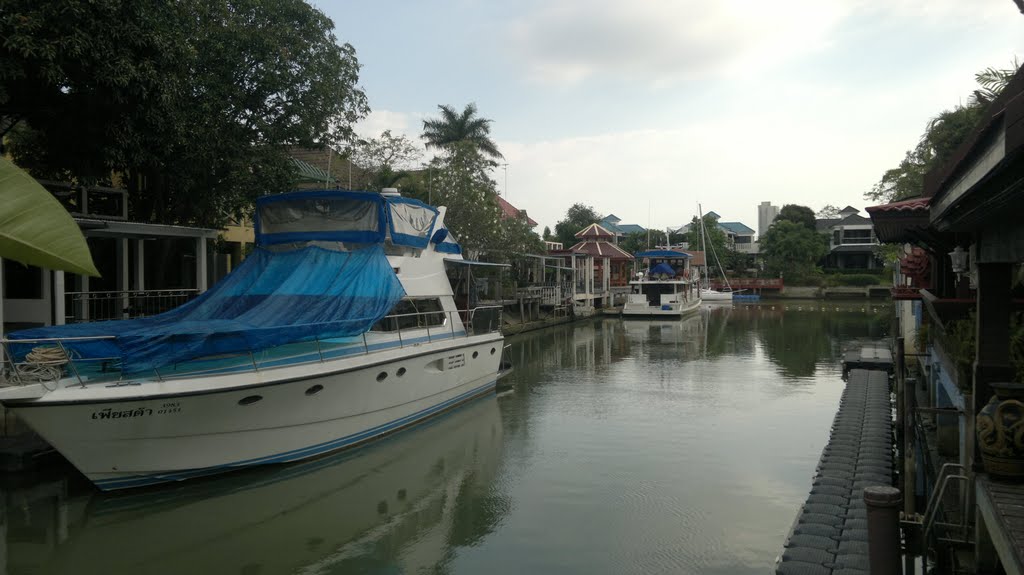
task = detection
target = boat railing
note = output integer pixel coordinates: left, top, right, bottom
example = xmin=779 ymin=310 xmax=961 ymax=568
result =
xmin=0 ymin=306 xmax=504 ymax=388
xmin=0 ymin=335 xmax=120 ymax=389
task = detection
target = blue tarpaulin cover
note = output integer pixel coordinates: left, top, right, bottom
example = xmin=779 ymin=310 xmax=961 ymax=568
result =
xmin=9 ymin=244 xmax=405 ymax=374
xmin=649 ymin=262 xmax=676 ymax=276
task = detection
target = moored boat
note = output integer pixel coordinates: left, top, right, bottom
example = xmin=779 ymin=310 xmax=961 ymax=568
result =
xmin=622 ymin=250 xmax=701 ymax=318
xmin=0 ymin=189 xmax=508 ymax=490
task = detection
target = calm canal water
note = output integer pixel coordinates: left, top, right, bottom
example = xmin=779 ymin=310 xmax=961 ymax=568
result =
xmin=1 ymin=302 xmax=889 ymax=575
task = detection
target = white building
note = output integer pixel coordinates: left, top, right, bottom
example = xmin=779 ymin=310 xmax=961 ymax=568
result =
xmin=757 ymin=201 xmax=779 ymax=240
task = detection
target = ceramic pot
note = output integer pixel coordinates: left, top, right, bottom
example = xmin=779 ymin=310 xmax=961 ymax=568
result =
xmin=977 ymin=382 xmax=1024 ymax=479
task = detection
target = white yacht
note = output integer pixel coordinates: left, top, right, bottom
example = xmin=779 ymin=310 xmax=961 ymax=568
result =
xmin=622 ymin=250 xmax=701 ymax=318
xmin=0 ymin=190 xmax=508 ymax=491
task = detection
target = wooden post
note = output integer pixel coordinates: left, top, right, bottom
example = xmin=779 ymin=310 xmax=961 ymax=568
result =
xmin=973 ymin=262 xmax=1014 ymax=407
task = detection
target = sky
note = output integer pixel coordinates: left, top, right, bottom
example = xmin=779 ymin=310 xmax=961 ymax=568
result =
xmin=318 ymin=0 xmax=1023 ymax=236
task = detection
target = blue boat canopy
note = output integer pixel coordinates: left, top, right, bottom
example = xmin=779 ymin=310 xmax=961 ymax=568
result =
xmin=634 ymin=250 xmax=691 ymax=259
xmin=648 ymin=262 xmax=676 ymax=276
xmin=255 ymin=190 xmax=439 ymax=249
xmin=7 ymin=190 xmax=447 ymax=374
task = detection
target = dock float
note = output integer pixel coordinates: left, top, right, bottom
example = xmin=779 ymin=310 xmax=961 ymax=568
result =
xmin=776 ymin=368 xmax=893 ymax=575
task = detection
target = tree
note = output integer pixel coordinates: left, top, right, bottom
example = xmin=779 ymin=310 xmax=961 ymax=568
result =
xmin=421 ymin=103 xmax=503 ymax=162
xmin=866 ymin=61 xmax=1019 ymax=204
xmin=542 ymin=226 xmax=553 ymax=241
xmin=817 ymin=205 xmax=841 ymax=219
xmin=350 ymin=130 xmax=422 ymax=191
xmin=2 ymin=0 xmax=369 ymax=228
xmin=553 ymin=203 xmax=600 ymax=247
xmin=496 ymin=213 xmax=544 ymax=263
xmin=760 ymin=220 xmax=829 ymax=283
xmin=684 ymin=214 xmax=727 ymax=259
xmin=776 ymin=205 xmax=817 ymax=231
xmin=427 ymin=141 xmax=503 ymax=258
xmin=425 ymin=141 xmax=540 ymax=262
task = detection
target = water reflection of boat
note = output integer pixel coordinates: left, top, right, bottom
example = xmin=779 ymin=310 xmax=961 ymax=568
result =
xmin=2 ymin=396 xmax=504 ymax=575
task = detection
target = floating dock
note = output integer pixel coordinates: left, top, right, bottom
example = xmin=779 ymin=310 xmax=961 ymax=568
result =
xmin=776 ymin=368 xmax=893 ymax=574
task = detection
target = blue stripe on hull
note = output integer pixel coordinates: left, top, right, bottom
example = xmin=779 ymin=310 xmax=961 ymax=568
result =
xmin=94 ymin=379 xmax=497 ymax=491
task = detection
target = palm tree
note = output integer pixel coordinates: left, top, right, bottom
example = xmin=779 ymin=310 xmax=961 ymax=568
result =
xmin=421 ymin=103 xmax=504 ymax=161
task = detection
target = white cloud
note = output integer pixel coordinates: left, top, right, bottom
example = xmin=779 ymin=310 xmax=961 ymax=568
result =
xmin=355 ymin=109 xmax=417 ymax=140
xmin=506 ymin=0 xmax=853 ymax=87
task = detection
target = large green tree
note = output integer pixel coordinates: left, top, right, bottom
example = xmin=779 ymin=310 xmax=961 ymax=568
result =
xmin=866 ymin=61 xmax=1019 ymax=204
xmin=2 ymin=0 xmax=369 ymax=228
xmin=554 ymin=203 xmax=600 ymax=247
xmin=350 ymin=130 xmax=422 ymax=192
xmin=424 ymin=141 xmax=538 ymax=262
xmin=684 ymin=215 xmax=727 ymax=259
xmin=775 ymin=204 xmax=817 ymax=231
xmin=421 ymin=103 xmax=503 ymax=162
xmin=760 ymin=220 xmax=829 ymax=283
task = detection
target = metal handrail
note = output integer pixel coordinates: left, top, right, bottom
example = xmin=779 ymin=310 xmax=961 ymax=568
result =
xmin=921 ymin=463 xmax=969 ymax=543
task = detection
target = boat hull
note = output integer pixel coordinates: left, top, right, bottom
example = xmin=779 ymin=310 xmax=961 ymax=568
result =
xmin=8 ymin=336 xmax=503 ymax=490
xmin=701 ymin=289 xmax=733 ymax=302
xmin=622 ymin=298 xmax=702 ymax=318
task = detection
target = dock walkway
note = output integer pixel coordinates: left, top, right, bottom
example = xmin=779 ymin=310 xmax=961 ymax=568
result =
xmin=776 ymin=368 xmax=893 ymax=574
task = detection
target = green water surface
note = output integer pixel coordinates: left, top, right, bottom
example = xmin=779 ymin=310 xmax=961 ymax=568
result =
xmin=1 ymin=302 xmax=890 ymax=575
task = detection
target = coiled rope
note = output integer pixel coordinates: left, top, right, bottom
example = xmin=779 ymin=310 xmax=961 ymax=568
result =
xmin=17 ymin=346 xmax=70 ymax=389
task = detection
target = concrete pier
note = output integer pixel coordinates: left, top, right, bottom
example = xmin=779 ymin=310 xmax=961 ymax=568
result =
xmin=776 ymin=368 xmax=894 ymax=574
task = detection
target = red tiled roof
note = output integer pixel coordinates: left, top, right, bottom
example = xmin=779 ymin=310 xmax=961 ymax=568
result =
xmin=566 ymin=239 xmax=634 ymax=259
xmin=496 ymin=195 xmax=537 ymax=227
xmin=865 ymin=196 xmax=930 ymax=214
xmin=574 ymin=223 xmax=614 ymax=238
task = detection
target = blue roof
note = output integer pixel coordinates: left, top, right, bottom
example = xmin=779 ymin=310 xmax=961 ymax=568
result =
xmin=617 ymin=223 xmax=646 ymax=234
xmin=718 ymin=221 xmax=755 ymax=235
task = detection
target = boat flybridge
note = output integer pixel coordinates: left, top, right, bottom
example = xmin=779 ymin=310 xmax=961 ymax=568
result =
xmin=0 ymin=189 xmax=510 ymax=491
xmin=622 ymin=250 xmax=702 ymax=318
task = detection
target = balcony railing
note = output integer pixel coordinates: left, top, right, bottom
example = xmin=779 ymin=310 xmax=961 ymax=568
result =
xmin=65 ymin=289 xmax=199 ymax=323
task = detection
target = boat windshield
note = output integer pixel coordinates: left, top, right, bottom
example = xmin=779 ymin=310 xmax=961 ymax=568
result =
xmin=256 ymin=190 xmax=439 ymax=249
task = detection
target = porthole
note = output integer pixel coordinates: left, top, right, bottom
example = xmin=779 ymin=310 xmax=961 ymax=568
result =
xmin=305 ymin=384 xmax=324 ymax=396
xmin=238 ymin=395 xmax=262 ymax=406
xmin=396 ymin=367 xmax=407 ymax=377
xmin=490 ymin=347 xmax=496 ymax=355
xmin=376 ymin=371 xmax=388 ymax=382
xmin=472 ymin=351 xmax=479 ymax=359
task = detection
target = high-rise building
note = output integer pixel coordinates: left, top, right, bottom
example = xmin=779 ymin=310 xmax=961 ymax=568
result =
xmin=758 ymin=201 xmax=779 ymax=240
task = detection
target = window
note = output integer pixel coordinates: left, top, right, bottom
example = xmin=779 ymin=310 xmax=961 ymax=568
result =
xmin=373 ymin=298 xmax=447 ymax=331
xmin=3 ymin=260 xmax=43 ymax=299
xmin=842 ymin=229 xmax=873 ymax=244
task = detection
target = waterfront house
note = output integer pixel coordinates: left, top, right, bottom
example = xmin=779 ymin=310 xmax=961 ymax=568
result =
xmin=815 ymin=206 xmax=879 ymax=270
xmin=2 ymin=181 xmax=217 ymax=332
xmin=671 ymin=211 xmax=759 ymax=254
xmin=866 ymin=64 xmax=1024 ymax=571
xmin=598 ymin=214 xmax=646 ymax=245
